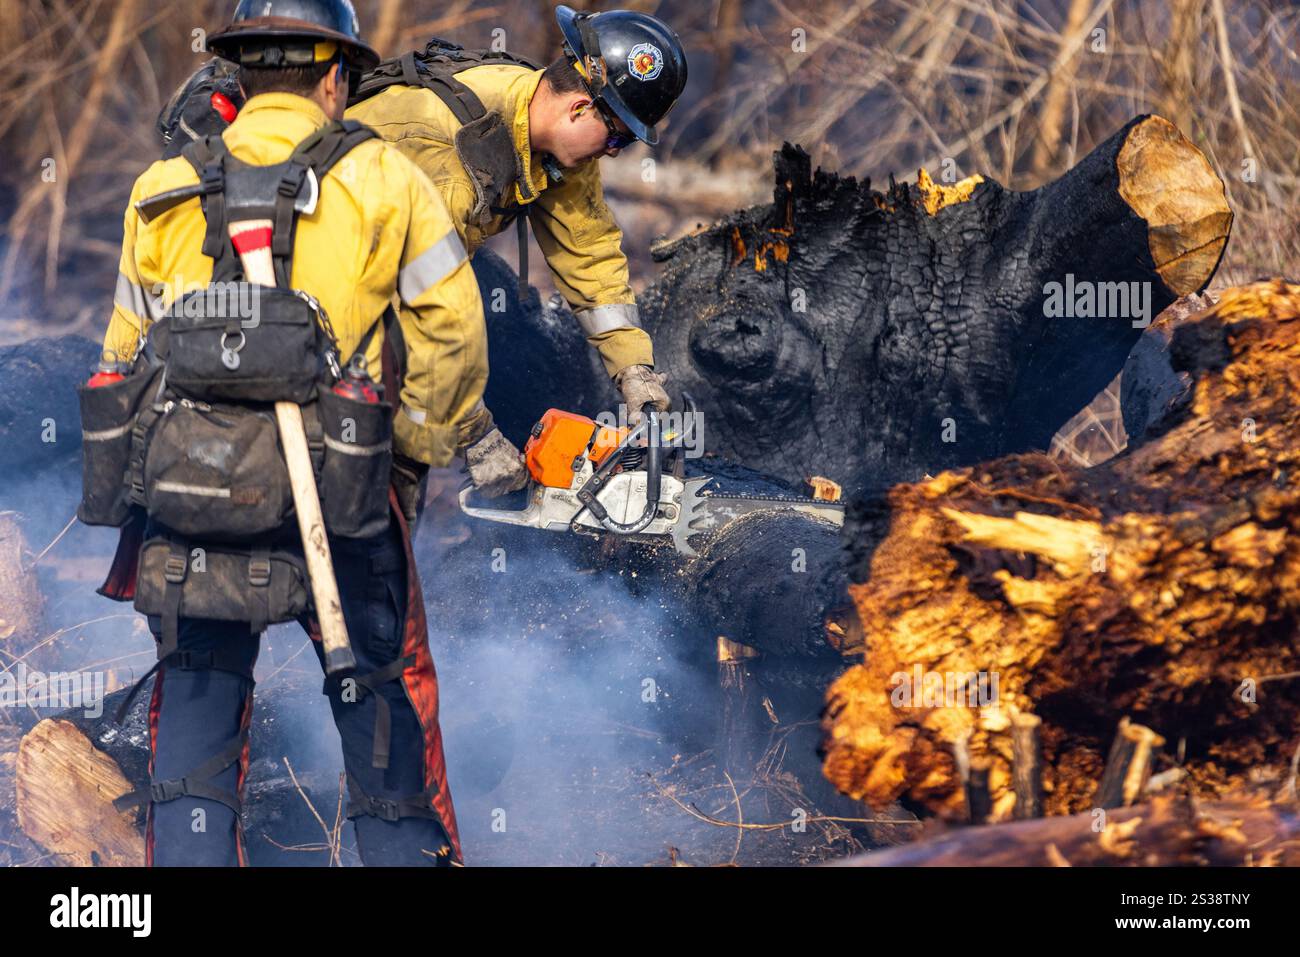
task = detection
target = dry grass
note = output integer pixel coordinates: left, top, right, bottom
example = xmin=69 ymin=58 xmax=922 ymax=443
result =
xmin=2 ymin=0 xmax=1296 ymax=316
xmin=0 ymin=1 xmax=1295 ymax=454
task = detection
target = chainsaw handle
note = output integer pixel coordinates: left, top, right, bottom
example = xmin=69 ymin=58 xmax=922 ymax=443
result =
xmin=577 ymin=409 xmax=663 ymax=535
xmin=458 ymin=481 xmax=540 ymax=525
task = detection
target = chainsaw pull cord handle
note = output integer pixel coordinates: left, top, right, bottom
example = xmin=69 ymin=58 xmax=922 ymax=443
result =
xmin=575 ymin=409 xmax=663 ymax=535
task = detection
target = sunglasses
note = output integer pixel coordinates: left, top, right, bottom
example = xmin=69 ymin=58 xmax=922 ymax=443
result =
xmin=590 ymin=100 xmax=637 ymax=150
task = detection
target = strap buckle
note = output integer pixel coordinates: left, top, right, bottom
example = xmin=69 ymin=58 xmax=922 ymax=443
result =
xmin=278 ymin=160 xmax=308 ymax=197
xmin=163 ymin=554 xmax=187 ymax=583
xmin=366 ymin=796 xmax=401 ymax=822
xmin=248 ymin=557 xmax=272 ymax=587
xmin=171 ymin=650 xmax=205 ymax=670
xmin=150 ymin=778 xmax=187 ymax=803
xmin=200 ymin=162 xmax=223 ymax=194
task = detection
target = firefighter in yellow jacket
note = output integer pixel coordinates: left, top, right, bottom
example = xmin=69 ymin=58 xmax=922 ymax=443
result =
xmin=106 ymin=43 xmax=484 ymax=478
xmin=346 ymin=5 xmax=689 ymax=493
xmin=100 ymin=0 xmax=474 ymax=866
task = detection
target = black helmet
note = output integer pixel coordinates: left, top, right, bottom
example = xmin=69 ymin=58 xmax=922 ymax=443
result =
xmin=556 ymin=5 xmax=687 ymax=145
xmin=207 ymin=0 xmax=380 ymax=72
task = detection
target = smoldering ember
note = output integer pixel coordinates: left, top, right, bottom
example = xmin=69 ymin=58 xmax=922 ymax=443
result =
xmin=0 ymin=0 xmax=1298 ymax=881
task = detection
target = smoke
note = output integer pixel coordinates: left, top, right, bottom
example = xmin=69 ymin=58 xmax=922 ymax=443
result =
xmin=426 ymin=529 xmax=717 ymax=866
xmin=1 ymin=452 xmax=844 ymax=866
xmin=260 ymin=510 xmax=722 ymax=866
xmin=0 ymin=467 xmax=147 ymax=681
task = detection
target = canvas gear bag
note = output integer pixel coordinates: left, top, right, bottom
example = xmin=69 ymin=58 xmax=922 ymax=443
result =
xmin=132 ymin=536 xmax=312 ymax=639
xmin=317 ymin=381 xmax=393 ymax=539
xmin=77 ymin=355 xmax=165 ymax=528
xmin=119 ymin=120 xmax=392 ymax=546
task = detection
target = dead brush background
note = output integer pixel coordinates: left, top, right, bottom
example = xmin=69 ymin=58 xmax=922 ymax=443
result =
xmin=0 ymin=0 xmax=1297 ymax=460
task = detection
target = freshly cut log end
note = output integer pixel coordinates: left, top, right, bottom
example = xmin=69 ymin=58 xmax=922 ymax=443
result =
xmin=822 ymin=280 xmax=1300 ymax=820
xmin=1115 ymin=115 xmax=1233 ymax=296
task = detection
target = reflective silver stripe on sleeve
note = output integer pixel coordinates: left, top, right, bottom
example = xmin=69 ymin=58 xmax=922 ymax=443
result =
xmin=398 ymin=231 xmax=468 ymax=305
xmin=114 ymin=271 xmax=161 ymax=321
xmin=402 ymin=404 xmax=427 ymax=425
xmin=575 ymin=303 xmax=642 ymax=336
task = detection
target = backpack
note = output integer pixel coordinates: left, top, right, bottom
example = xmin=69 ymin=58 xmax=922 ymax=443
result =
xmin=78 ymin=121 xmax=395 ymax=654
xmin=351 ymin=38 xmax=551 ymax=294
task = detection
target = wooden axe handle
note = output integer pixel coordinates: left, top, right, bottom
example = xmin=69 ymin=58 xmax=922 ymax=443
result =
xmin=228 ymin=219 xmax=355 ymax=674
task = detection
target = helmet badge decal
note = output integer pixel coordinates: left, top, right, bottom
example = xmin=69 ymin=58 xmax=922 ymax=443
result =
xmin=627 ymin=42 xmax=663 ymax=81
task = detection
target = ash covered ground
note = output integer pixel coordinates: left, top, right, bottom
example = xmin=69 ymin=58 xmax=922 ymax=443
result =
xmin=0 ymin=457 xmax=903 ymax=867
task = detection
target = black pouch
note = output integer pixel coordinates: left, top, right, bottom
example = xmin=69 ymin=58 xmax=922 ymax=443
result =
xmin=318 ymin=388 xmax=393 ymax=538
xmin=76 ymin=363 xmax=164 ymax=527
xmin=163 ymin=284 xmax=325 ymax=403
xmin=141 ymin=399 xmax=293 ymax=540
xmin=133 ymin=536 xmax=310 ymax=631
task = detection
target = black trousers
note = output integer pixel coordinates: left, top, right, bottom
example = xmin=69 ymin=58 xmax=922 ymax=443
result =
xmin=143 ymin=519 xmax=454 ymax=866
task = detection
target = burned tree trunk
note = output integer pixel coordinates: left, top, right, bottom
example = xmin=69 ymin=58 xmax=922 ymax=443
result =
xmin=643 ymin=114 xmax=1230 ymax=495
xmin=821 ymin=281 xmax=1300 ymax=821
xmin=482 ymin=115 xmax=1230 ymax=497
xmin=473 ymin=248 xmax=615 ymax=441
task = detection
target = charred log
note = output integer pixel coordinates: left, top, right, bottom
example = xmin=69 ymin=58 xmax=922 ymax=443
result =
xmin=644 ymin=115 xmax=1229 ymax=494
xmin=482 ymin=115 xmax=1230 ymax=494
xmin=821 ymin=281 xmax=1300 ymax=821
xmin=678 ymin=509 xmax=845 ymax=659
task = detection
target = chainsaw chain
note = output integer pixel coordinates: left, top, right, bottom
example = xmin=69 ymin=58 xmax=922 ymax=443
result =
xmin=699 ymin=492 xmax=845 ymax=508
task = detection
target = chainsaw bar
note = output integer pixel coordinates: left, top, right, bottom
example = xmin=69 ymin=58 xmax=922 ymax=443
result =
xmin=670 ymin=478 xmax=845 ymax=557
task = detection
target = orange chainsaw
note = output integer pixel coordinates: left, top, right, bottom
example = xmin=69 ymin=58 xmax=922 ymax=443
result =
xmin=457 ymin=400 xmax=843 ymax=557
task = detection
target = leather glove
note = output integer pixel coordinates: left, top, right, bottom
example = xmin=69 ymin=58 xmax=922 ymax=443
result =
xmin=391 ymin=452 xmax=430 ymax=529
xmin=464 ymin=427 xmax=530 ymax=497
xmin=615 ymin=364 xmax=670 ymax=424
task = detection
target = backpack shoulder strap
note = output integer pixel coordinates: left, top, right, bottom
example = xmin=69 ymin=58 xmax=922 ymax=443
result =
xmin=292 ymin=118 xmax=378 ymax=177
xmin=353 ymin=48 xmax=487 ymax=126
xmin=354 ymin=40 xmax=543 ymax=125
xmin=261 ymin=120 xmax=378 ymax=286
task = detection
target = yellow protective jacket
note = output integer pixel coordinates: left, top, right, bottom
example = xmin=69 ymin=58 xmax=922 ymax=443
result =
xmin=102 ymin=93 xmax=487 ymax=467
xmin=346 ymin=63 xmax=655 ymax=379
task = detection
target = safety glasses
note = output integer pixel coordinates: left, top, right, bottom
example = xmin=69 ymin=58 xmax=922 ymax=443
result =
xmin=592 ymin=100 xmax=637 ymax=150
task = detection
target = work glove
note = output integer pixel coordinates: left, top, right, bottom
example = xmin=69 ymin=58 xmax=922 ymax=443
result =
xmin=391 ymin=452 xmax=430 ymax=529
xmin=616 ymin=364 xmax=670 ymax=424
xmin=464 ymin=427 xmax=530 ymax=498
